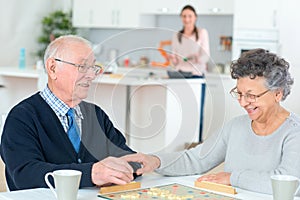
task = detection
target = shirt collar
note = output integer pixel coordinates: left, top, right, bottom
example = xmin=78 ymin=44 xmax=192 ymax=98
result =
xmin=40 ymin=85 xmax=83 ymax=119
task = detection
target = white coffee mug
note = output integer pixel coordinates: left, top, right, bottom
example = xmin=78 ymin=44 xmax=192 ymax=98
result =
xmin=44 ymin=169 xmax=82 ymax=200
xmin=271 ymin=174 xmax=300 ymax=200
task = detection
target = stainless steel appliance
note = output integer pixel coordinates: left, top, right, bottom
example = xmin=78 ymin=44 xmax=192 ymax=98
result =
xmin=232 ymin=29 xmax=279 ymax=60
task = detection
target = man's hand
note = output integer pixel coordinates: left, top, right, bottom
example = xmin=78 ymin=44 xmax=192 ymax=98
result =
xmin=91 ymin=156 xmax=134 ymax=186
xmin=197 ymin=172 xmax=231 ymax=185
xmin=121 ymin=153 xmax=161 ymax=175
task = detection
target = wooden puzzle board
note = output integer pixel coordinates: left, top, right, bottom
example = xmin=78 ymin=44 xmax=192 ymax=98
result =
xmin=98 ymin=183 xmax=240 ymax=199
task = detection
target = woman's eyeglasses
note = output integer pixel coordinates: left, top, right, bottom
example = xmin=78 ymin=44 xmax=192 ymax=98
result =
xmin=230 ymin=87 xmax=269 ymax=103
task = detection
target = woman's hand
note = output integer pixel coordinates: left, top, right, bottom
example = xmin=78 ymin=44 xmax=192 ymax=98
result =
xmin=168 ymin=54 xmax=178 ymax=65
xmin=121 ymin=153 xmax=161 ymax=175
xmin=197 ymin=172 xmax=232 ymax=185
xmin=185 ymin=54 xmax=199 ymax=63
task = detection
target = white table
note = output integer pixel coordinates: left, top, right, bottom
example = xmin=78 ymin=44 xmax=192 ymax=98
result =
xmin=0 ymin=173 xmax=296 ymax=200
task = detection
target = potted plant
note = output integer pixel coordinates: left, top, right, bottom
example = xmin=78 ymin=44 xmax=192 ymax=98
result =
xmin=36 ymin=10 xmax=77 ymax=61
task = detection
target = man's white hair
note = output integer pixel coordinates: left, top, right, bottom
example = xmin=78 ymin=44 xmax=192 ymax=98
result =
xmin=43 ymin=35 xmax=92 ymax=66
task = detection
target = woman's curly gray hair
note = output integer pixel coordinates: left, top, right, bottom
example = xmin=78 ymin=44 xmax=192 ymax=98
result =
xmin=230 ymin=48 xmax=293 ymax=101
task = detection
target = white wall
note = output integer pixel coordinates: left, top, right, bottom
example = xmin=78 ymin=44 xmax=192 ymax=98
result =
xmin=277 ymin=0 xmax=300 ymax=115
xmin=0 ymin=0 xmax=71 ymax=67
xmin=278 ymin=0 xmax=300 ymax=67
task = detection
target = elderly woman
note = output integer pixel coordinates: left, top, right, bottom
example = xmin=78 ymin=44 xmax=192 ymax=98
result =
xmin=122 ymin=48 xmax=300 ymax=195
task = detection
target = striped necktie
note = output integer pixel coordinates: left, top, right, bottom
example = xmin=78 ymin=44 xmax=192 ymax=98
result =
xmin=66 ymin=108 xmax=80 ymax=153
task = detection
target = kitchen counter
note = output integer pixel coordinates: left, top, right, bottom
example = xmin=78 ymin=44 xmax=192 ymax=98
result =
xmin=0 ymin=66 xmax=205 ymax=85
xmin=0 ymin=66 xmax=205 ymax=153
xmin=0 ymin=67 xmax=39 ymax=78
xmin=0 ymin=66 xmax=234 ymax=85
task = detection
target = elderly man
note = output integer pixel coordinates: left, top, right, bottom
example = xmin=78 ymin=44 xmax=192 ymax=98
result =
xmin=0 ymin=35 xmax=140 ymax=191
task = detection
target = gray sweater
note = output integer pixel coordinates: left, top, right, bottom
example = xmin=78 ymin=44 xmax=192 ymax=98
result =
xmin=155 ymin=113 xmax=300 ymax=194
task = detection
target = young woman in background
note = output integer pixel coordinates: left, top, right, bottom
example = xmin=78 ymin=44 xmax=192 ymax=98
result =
xmin=170 ymin=5 xmax=210 ymax=76
xmin=169 ymin=5 xmax=211 ymax=141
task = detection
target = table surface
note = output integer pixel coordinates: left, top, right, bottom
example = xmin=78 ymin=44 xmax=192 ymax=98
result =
xmin=1 ymin=173 xmax=297 ymax=200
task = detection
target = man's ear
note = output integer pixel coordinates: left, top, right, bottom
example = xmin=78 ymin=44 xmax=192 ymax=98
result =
xmin=46 ymin=58 xmax=57 ymax=80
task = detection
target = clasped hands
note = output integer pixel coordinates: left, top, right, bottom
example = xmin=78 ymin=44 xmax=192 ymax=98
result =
xmin=91 ymin=153 xmax=161 ymax=186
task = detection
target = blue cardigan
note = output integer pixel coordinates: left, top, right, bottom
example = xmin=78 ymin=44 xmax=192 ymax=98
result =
xmin=0 ymin=93 xmax=139 ymax=191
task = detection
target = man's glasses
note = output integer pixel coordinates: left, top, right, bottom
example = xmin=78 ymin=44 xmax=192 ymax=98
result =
xmin=54 ymin=58 xmax=103 ymax=75
xmin=230 ymin=87 xmax=270 ymax=103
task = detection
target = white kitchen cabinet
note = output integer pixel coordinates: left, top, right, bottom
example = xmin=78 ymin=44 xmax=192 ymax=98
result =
xmin=72 ymin=0 xmax=140 ymax=28
xmin=141 ymin=0 xmax=233 ymax=15
xmin=198 ymin=0 xmax=234 ymax=15
xmin=128 ymin=80 xmax=203 ymax=153
xmin=234 ymin=0 xmax=279 ymax=30
xmin=0 ymin=71 xmax=38 ymax=115
xmin=140 ymin=0 xmax=198 ymax=15
xmin=72 ymin=0 xmax=96 ymax=28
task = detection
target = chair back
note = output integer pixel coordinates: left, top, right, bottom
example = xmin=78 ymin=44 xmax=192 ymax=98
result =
xmin=0 ymin=157 xmax=7 ymax=192
xmin=0 ymin=114 xmax=8 ymax=192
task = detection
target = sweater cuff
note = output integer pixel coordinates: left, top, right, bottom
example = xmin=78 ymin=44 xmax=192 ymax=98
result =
xmin=153 ymin=152 xmax=182 ymax=170
xmin=230 ymin=170 xmax=242 ymax=187
xmin=153 ymin=153 xmax=169 ymax=170
xmin=79 ymin=162 xmax=95 ymax=187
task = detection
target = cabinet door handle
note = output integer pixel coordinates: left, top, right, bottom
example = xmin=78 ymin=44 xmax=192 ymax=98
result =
xmin=116 ymin=10 xmax=120 ymax=25
xmin=273 ymin=10 xmax=277 ymax=27
xmin=112 ymin=10 xmax=115 ymax=25
xmin=89 ymin=10 xmax=93 ymax=24
xmin=210 ymin=7 xmax=221 ymax=13
xmin=0 ymin=85 xmax=5 ymax=88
